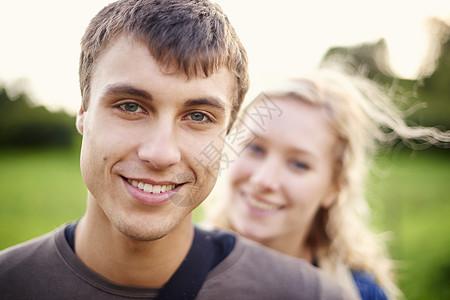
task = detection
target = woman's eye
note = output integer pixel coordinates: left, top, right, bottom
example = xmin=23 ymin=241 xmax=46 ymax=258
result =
xmin=187 ymin=112 xmax=210 ymax=122
xmin=119 ymin=103 xmax=143 ymax=113
xmin=247 ymin=143 xmax=264 ymax=155
xmin=291 ymin=160 xmax=309 ymax=171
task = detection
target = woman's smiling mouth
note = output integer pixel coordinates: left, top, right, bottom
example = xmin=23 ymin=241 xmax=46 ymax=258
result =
xmin=241 ymin=190 xmax=285 ymax=214
xmin=246 ymin=196 xmax=280 ymax=211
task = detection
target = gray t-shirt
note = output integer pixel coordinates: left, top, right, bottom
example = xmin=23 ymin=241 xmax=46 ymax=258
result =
xmin=0 ymin=224 xmax=350 ymax=299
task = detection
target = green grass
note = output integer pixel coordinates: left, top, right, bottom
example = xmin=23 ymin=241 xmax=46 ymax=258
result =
xmin=0 ymin=147 xmax=449 ymax=299
xmin=0 ymin=148 xmax=86 ymax=249
xmin=367 ymin=148 xmax=450 ymax=299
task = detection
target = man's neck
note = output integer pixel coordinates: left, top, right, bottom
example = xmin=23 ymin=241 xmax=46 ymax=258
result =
xmin=74 ymin=209 xmax=194 ymax=287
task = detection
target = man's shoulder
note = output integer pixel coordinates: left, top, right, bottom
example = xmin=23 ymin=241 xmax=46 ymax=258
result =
xmin=199 ymin=233 xmax=350 ymax=299
xmin=0 ymin=226 xmax=76 ymax=298
xmin=0 ymin=230 xmax=56 ymax=260
xmin=228 ymin=235 xmax=329 ymax=282
xmin=0 ymin=226 xmax=63 ymax=277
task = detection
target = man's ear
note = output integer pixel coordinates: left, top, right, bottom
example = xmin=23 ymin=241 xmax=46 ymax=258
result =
xmin=76 ymin=107 xmax=85 ymax=135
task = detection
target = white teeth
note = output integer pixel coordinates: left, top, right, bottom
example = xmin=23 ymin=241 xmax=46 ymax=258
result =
xmin=127 ymin=179 xmax=176 ymax=194
xmin=143 ymin=183 xmax=152 ymax=193
xmin=247 ymin=196 xmax=279 ymax=211
xmin=152 ymin=185 xmax=161 ymax=193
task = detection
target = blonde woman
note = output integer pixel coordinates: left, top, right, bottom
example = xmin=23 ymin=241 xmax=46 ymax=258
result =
xmin=204 ymin=67 xmax=449 ymax=300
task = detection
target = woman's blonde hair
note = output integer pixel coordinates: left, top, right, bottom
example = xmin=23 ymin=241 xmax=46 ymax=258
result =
xmin=204 ymin=64 xmax=449 ymax=299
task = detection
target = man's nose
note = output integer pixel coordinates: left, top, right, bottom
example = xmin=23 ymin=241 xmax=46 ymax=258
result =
xmin=137 ymin=119 xmax=181 ymax=170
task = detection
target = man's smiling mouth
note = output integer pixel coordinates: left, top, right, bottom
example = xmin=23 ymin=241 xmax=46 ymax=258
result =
xmin=126 ymin=178 xmax=179 ymax=194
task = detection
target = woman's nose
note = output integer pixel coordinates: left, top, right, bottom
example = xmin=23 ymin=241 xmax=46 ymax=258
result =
xmin=249 ymin=156 xmax=281 ymax=191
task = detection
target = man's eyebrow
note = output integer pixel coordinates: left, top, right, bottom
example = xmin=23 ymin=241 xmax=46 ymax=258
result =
xmin=184 ymin=98 xmax=229 ymax=111
xmin=102 ymin=84 xmax=229 ymax=110
xmin=102 ymin=83 xmax=153 ymax=100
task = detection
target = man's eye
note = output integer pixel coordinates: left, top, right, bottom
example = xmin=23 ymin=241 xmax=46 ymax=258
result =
xmin=119 ymin=103 xmax=143 ymax=113
xmin=187 ymin=112 xmax=209 ymax=122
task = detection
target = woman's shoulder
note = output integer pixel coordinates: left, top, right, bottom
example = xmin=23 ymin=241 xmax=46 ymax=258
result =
xmin=351 ymin=270 xmax=389 ymax=300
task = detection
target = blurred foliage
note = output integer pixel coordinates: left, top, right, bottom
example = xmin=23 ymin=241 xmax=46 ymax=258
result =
xmin=321 ymin=17 xmax=450 ymax=129
xmin=368 ymin=149 xmax=450 ymax=300
xmin=323 ymin=38 xmax=394 ymax=82
xmin=0 ymin=87 xmax=79 ymax=148
xmin=418 ymin=19 xmax=450 ymax=129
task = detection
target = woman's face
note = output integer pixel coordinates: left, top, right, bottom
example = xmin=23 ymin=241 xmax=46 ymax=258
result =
xmin=228 ymin=97 xmax=339 ymax=254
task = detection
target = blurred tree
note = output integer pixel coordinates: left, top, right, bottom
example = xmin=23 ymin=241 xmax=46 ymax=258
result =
xmin=417 ymin=18 xmax=450 ymax=128
xmin=320 ymin=17 xmax=450 ymax=128
xmin=321 ymin=38 xmax=393 ymax=82
xmin=0 ymin=86 xmax=78 ymax=148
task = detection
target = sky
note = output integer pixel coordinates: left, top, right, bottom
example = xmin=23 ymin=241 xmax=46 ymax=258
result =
xmin=0 ymin=0 xmax=449 ymax=114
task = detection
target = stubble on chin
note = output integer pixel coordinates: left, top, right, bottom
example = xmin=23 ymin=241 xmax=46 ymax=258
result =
xmin=114 ymin=214 xmax=184 ymax=242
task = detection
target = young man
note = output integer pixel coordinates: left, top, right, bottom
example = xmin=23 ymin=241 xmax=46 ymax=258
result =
xmin=0 ymin=1 xmax=349 ymax=299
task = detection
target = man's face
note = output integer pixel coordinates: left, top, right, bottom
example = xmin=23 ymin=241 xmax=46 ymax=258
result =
xmin=77 ymin=36 xmax=234 ymax=241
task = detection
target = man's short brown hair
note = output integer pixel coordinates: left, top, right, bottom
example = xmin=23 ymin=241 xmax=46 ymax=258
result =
xmin=79 ymin=0 xmax=249 ymax=128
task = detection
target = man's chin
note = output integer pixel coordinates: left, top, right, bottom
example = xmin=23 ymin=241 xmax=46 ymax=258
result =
xmin=114 ymin=214 xmax=184 ymax=242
